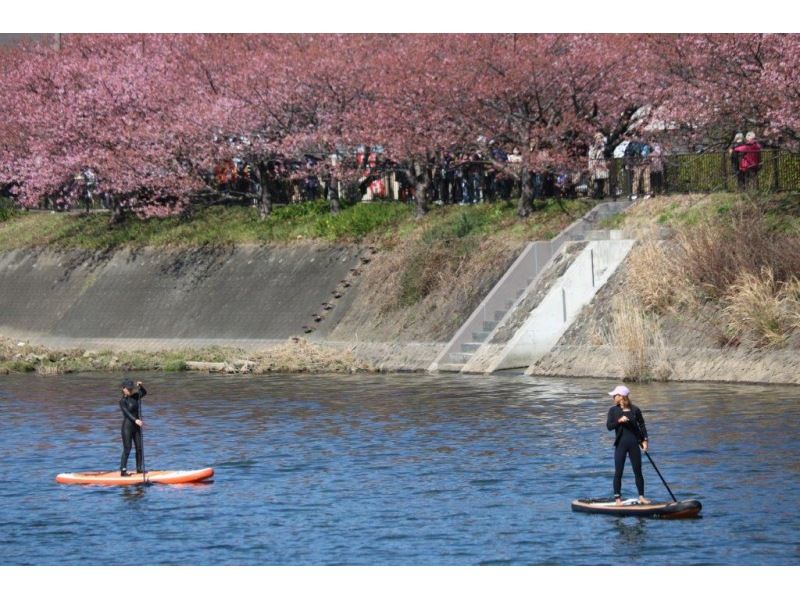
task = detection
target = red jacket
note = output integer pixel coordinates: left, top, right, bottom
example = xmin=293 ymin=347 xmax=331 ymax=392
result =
xmin=734 ymin=142 xmax=762 ymax=172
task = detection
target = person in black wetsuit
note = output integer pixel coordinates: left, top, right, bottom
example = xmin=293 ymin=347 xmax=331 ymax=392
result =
xmin=119 ymin=378 xmax=146 ymax=476
xmin=606 ymin=384 xmax=651 ymax=505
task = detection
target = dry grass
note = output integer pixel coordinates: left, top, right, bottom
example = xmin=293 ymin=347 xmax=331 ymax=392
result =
xmin=625 ymin=239 xmax=692 ymax=314
xmin=621 ymin=199 xmax=800 ymax=349
xmin=333 ymin=226 xmax=520 ymax=342
xmin=0 ymin=336 xmax=374 ymax=376
xmin=608 ymin=294 xmax=672 ymax=382
xmin=251 ymin=338 xmax=372 ymax=374
xmin=721 ymin=269 xmax=800 ymax=348
xmin=676 ymin=203 xmax=800 ymax=300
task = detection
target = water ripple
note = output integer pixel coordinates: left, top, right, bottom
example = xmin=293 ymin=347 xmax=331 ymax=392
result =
xmin=0 ymin=372 xmax=798 ymax=565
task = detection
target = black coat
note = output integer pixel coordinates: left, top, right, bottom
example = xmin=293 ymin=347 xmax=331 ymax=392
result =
xmin=120 ymin=385 xmax=147 ymax=424
xmin=606 ymin=404 xmax=648 ymax=447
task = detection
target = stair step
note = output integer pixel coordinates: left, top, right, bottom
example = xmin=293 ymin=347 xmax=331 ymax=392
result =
xmin=472 ymin=331 xmax=490 ymax=342
xmin=482 ymin=320 xmax=497 ymax=332
xmin=587 ymin=230 xmax=610 ymax=240
xmin=436 ymin=363 xmax=464 ymax=372
xmin=448 ymin=352 xmax=472 ymax=364
xmin=461 ymin=342 xmax=482 ymax=353
xmin=494 ymin=310 xmax=507 ymax=321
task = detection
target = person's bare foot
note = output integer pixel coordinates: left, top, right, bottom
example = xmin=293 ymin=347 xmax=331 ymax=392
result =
xmin=615 ymin=497 xmax=622 ymax=505
xmin=639 ymin=496 xmax=651 ymax=504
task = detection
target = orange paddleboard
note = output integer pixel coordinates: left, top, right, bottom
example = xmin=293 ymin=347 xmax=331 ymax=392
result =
xmin=55 ymin=468 xmax=214 ymax=486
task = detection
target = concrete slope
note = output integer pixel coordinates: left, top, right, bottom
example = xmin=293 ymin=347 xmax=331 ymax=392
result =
xmin=428 ymin=201 xmax=630 ymax=372
xmin=487 ymin=238 xmax=635 ymax=371
xmin=0 ymin=245 xmax=362 ymax=346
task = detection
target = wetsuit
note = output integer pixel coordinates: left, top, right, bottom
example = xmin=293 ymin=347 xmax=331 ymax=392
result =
xmin=606 ymin=404 xmax=648 ymax=498
xmin=120 ymin=385 xmax=146 ymax=473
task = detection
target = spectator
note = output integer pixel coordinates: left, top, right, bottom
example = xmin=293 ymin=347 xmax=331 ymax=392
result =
xmin=454 ymin=156 xmax=466 ymax=204
xmin=734 ymin=131 xmax=761 ymax=192
xmin=443 ymin=152 xmax=455 ymax=204
xmin=624 ymin=137 xmax=652 ymax=200
xmin=729 ymin=132 xmax=745 ymax=190
xmin=588 ymin=132 xmax=609 ymax=199
xmin=555 ymin=170 xmax=579 ymax=199
xmin=649 ymin=142 xmax=665 ymax=196
xmin=469 ymin=154 xmax=483 ymax=203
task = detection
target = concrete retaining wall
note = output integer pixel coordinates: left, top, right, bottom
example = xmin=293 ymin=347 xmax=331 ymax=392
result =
xmin=0 ymin=245 xmax=363 ymax=346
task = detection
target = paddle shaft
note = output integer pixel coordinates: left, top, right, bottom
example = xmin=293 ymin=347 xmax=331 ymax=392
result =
xmin=642 ymin=449 xmax=677 ymax=502
xmin=138 ymin=386 xmax=147 ymax=482
xmin=631 ymin=416 xmax=678 ymax=502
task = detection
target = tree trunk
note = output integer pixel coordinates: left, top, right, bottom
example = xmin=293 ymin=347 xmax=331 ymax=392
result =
xmin=412 ymin=159 xmax=429 ymax=218
xmin=518 ymin=169 xmax=534 ymax=218
xmin=108 ymin=195 xmax=127 ymax=226
xmin=257 ymin=162 xmax=272 ymax=220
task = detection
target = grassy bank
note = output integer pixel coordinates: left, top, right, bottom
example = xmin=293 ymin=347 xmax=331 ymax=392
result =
xmin=0 ymin=197 xmax=596 ymax=358
xmin=328 ymin=198 xmax=594 ymax=342
xmin=0 ymin=198 xmax=591 ymax=251
xmin=600 ymin=192 xmax=800 ymax=380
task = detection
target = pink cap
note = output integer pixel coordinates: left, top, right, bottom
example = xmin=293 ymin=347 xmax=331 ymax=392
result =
xmin=608 ymin=385 xmax=630 ymax=397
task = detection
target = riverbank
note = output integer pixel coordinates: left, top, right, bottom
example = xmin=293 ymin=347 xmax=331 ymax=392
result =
xmin=0 ymin=198 xmax=589 ymax=355
xmin=0 ymin=198 xmax=590 ymax=250
xmin=0 ymin=335 xmax=373 ymax=375
xmin=1 ymin=194 xmax=798 ymax=384
xmin=531 ymin=192 xmax=800 ymax=385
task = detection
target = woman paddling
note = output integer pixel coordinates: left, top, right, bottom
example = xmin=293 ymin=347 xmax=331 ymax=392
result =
xmin=606 ymin=385 xmax=651 ymax=505
xmin=119 ymin=378 xmax=146 ymax=477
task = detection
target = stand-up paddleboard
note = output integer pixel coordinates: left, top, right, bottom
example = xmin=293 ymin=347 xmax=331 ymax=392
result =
xmin=571 ymin=497 xmax=701 ymax=519
xmin=56 ymin=468 xmax=214 ymax=486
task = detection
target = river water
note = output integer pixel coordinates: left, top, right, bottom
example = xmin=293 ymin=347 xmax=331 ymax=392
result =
xmin=1 ymin=372 xmax=798 ymax=565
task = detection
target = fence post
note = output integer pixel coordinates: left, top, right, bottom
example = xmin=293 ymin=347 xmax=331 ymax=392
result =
xmin=721 ymin=151 xmax=729 ymax=193
xmin=773 ymin=149 xmax=780 ymax=193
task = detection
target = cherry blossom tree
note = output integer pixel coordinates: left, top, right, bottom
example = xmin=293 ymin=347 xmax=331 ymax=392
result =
xmin=0 ymin=34 xmax=222 ymax=221
xmin=3 ymin=33 xmax=800 ymax=225
xmin=649 ymin=34 xmax=800 ymax=149
xmin=441 ymin=34 xmax=658 ymax=215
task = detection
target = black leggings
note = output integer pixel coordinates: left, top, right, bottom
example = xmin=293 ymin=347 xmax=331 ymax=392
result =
xmin=121 ymin=420 xmax=143 ymax=472
xmin=614 ymin=437 xmax=644 ymax=497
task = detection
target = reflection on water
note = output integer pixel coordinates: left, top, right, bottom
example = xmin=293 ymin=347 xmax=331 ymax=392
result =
xmin=121 ymin=485 xmax=148 ymax=502
xmin=613 ymin=518 xmax=648 ymax=547
xmin=0 ymin=372 xmax=798 ymax=565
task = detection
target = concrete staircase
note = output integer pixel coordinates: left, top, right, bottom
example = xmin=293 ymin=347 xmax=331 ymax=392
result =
xmin=465 ymin=236 xmax=635 ymax=373
xmin=428 ymin=201 xmax=630 ymax=373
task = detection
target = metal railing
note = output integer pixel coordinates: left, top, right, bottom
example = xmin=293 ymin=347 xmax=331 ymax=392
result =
xmin=609 ymin=149 xmax=800 ymax=197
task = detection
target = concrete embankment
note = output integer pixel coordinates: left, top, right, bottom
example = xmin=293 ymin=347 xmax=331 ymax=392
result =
xmin=0 ymin=245 xmax=446 ymax=372
xmin=0 ymin=244 xmax=359 ymax=342
xmin=3 ymin=193 xmax=798 ymax=383
xmin=527 ymin=251 xmax=800 ymax=386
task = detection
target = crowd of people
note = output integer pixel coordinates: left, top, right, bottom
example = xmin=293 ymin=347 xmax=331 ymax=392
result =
xmin=588 ymin=129 xmax=764 ymax=201
xmin=13 ymin=131 xmax=767 ymax=213
xmin=588 ymin=132 xmax=666 ymax=201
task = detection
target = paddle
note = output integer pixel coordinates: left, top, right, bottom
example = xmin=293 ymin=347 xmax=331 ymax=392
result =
xmin=632 ymin=417 xmax=677 ymax=502
xmin=137 ymin=382 xmax=148 ymax=484
xmin=641 ymin=449 xmax=677 ymax=503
